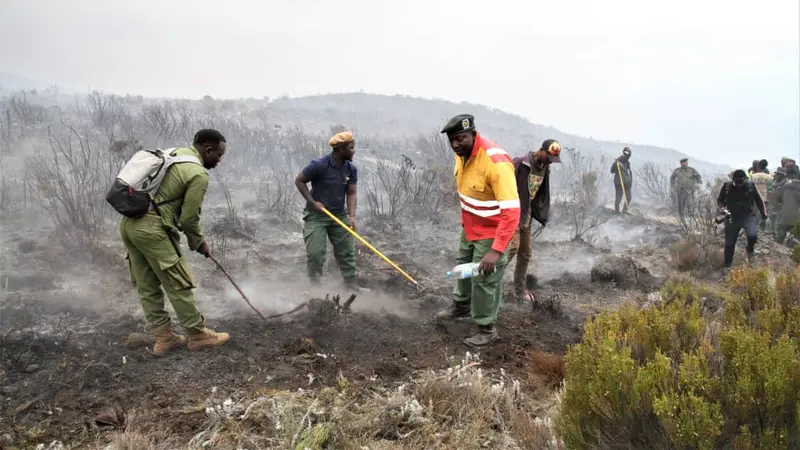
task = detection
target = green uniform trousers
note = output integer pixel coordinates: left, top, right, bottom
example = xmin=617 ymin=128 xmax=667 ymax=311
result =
xmin=768 ymin=210 xmax=782 ymax=238
xmin=302 ymin=209 xmax=356 ymax=282
xmin=120 ymin=214 xmax=204 ymax=330
xmin=453 ymin=230 xmax=509 ymax=326
xmin=774 ymin=223 xmax=793 ymax=245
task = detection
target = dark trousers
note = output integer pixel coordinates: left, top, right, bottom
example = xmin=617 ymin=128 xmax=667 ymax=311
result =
xmin=614 ymin=182 xmax=632 ymax=212
xmin=723 ymin=213 xmax=758 ymax=267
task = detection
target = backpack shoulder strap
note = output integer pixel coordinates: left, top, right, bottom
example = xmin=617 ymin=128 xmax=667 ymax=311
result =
xmin=170 ymin=155 xmax=202 ymax=165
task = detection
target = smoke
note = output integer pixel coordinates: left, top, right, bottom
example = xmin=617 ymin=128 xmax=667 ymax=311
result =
xmin=204 ymin=273 xmax=415 ymax=321
xmin=527 ymin=211 xmax=673 ymax=282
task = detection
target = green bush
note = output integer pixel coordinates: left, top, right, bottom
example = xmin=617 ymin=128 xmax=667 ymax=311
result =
xmin=558 ymin=267 xmax=800 ymax=449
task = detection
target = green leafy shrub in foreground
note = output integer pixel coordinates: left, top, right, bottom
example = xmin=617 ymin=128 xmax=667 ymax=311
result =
xmin=558 ymin=267 xmax=800 ymax=450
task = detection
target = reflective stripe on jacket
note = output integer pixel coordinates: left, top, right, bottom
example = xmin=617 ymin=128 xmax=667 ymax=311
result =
xmin=454 ymin=133 xmax=521 ymax=252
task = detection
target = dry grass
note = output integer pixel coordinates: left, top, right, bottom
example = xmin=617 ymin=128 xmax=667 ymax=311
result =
xmin=668 ymin=234 xmax=728 ymax=272
xmin=527 ymin=350 xmax=565 ymax=388
xmin=94 ymin=353 xmax=563 ymax=450
xmin=94 ymin=410 xmax=176 ymax=449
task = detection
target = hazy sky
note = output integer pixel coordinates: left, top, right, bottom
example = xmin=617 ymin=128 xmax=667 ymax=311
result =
xmin=1 ymin=0 xmax=798 ymax=168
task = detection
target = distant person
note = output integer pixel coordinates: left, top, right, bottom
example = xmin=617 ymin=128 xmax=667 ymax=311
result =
xmin=767 ymin=167 xmax=788 ymax=239
xmin=507 ymin=139 xmax=561 ymax=303
xmin=436 ymin=114 xmax=520 ymax=348
xmin=760 ymin=159 xmax=770 ymax=174
xmin=747 ymin=160 xmax=759 ymax=178
xmin=610 ymin=147 xmax=633 ymax=213
xmin=773 ymin=165 xmax=800 ymax=245
xmin=669 ymin=157 xmax=702 ymax=221
xmin=294 ymin=130 xmax=359 ymax=290
xmin=119 ymin=129 xmax=230 ymax=355
xmin=749 ymin=160 xmax=772 ymax=230
xmin=717 ymin=169 xmax=767 ymax=268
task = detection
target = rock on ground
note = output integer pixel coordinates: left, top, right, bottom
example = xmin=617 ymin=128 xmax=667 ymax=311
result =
xmin=590 ymin=254 xmax=661 ymax=289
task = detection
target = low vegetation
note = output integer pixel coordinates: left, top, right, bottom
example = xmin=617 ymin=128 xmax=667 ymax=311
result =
xmin=558 ymin=266 xmax=800 ymax=449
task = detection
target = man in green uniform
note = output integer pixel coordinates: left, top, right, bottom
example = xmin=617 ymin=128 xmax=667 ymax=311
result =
xmin=767 ymin=167 xmax=788 ymax=239
xmin=294 ymin=130 xmax=358 ymax=289
xmin=670 ymin=157 xmax=703 ymax=221
xmin=120 ymin=129 xmax=230 ymax=356
xmin=773 ymin=165 xmax=800 ymax=245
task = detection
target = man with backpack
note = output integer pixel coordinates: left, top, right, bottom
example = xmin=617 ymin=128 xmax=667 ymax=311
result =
xmin=717 ymin=169 xmax=768 ymax=268
xmin=749 ymin=160 xmax=772 ymax=231
xmin=111 ymin=129 xmax=231 ymax=356
xmin=294 ymin=130 xmax=359 ymax=289
xmin=610 ymin=147 xmax=633 ymax=213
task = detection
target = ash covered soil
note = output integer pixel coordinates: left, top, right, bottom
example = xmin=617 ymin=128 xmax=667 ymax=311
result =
xmin=1 ymin=205 xmax=788 ymax=448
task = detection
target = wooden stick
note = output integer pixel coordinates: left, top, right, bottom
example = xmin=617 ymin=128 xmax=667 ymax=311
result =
xmin=209 ymin=255 xmax=267 ymax=321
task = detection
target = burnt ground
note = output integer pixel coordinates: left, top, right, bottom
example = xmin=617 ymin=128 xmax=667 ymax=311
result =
xmin=0 ymin=293 xmax=581 ymax=448
xmin=0 ymin=210 xmax=593 ymax=449
xmin=2 ymin=205 xmax=788 ymax=448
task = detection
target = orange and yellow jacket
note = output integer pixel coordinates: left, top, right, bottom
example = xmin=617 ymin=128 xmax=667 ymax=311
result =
xmin=454 ymin=133 xmax=521 ymax=252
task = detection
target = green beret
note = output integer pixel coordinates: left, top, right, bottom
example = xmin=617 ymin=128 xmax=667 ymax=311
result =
xmin=441 ymin=114 xmax=475 ymax=136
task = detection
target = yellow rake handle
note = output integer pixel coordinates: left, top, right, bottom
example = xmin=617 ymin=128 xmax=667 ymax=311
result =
xmin=320 ymin=207 xmax=419 ymax=286
xmin=616 ymin=162 xmax=629 ymax=207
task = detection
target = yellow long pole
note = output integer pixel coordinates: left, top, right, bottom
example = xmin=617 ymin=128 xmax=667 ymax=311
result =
xmin=616 ymin=161 xmax=629 ymax=209
xmin=320 ymin=207 xmax=419 ymax=286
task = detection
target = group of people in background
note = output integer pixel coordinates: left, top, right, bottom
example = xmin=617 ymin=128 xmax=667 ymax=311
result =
xmin=610 ymin=147 xmax=799 ymax=270
xmin=718 ymin=156 xmax=799 ymax=268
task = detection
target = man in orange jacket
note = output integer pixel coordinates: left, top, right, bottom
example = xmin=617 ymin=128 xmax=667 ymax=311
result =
xmin=436 ymin=114 xmax=521 ymax=347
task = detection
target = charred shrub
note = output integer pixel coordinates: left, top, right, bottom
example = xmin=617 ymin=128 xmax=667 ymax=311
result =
xmin=557 ymin=267 xmax=800 ymax=450
xmin=668 ymin=234 xmax=722 ymax=272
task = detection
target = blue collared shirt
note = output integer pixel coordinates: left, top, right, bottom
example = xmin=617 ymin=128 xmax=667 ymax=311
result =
xmin=301 ymin=154 xmax=358 ymax=214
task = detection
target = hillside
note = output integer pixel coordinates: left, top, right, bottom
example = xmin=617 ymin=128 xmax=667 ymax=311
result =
xmin=0 ymin=72 xmax=731 ymax=178
xmin=266 ymin=93 xmax=732 ymax=177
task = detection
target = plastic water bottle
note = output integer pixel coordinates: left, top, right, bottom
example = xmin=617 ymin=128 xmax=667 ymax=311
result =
xmin=446 ymin=262 xmax=481 ymax=279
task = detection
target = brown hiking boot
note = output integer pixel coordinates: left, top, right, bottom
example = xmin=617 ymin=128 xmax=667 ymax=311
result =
xmin=187 ymin=324 xmax=230 ymax=351
xmin=436 ymin=303 xmax=471 ymax=321
xmin=152 ymin=322 xmax=186 ymax=356
xmin=464 ymin=325 xmax=498 ymax=347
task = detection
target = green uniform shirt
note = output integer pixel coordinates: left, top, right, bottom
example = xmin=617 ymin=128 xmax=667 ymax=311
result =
xmin=150 ymin=145 xmax=209 ymax=251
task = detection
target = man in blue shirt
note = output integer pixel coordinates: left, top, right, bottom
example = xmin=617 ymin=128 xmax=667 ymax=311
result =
xmin=294 ymin=131 xmax=359 ymax=287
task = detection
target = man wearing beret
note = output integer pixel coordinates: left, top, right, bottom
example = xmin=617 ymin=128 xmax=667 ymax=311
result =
xmin=294 ymin=130 xmax=359 ymax=289
xmin=670 ymin=157 xmax=702 ymax=222
xmin=506 ymin=139 xmax=561 ymax=304
xmin=436 ymin=114 xmax=521 ymax=347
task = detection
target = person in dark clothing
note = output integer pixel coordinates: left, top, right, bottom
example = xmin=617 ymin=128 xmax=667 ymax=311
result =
xmin=717 ymin=169 xmax=768 ymax=267
xmin=610 ymin=147 xmax=632 ymax=213
xmin=507 ymin=139 xmax=560 ymax=303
